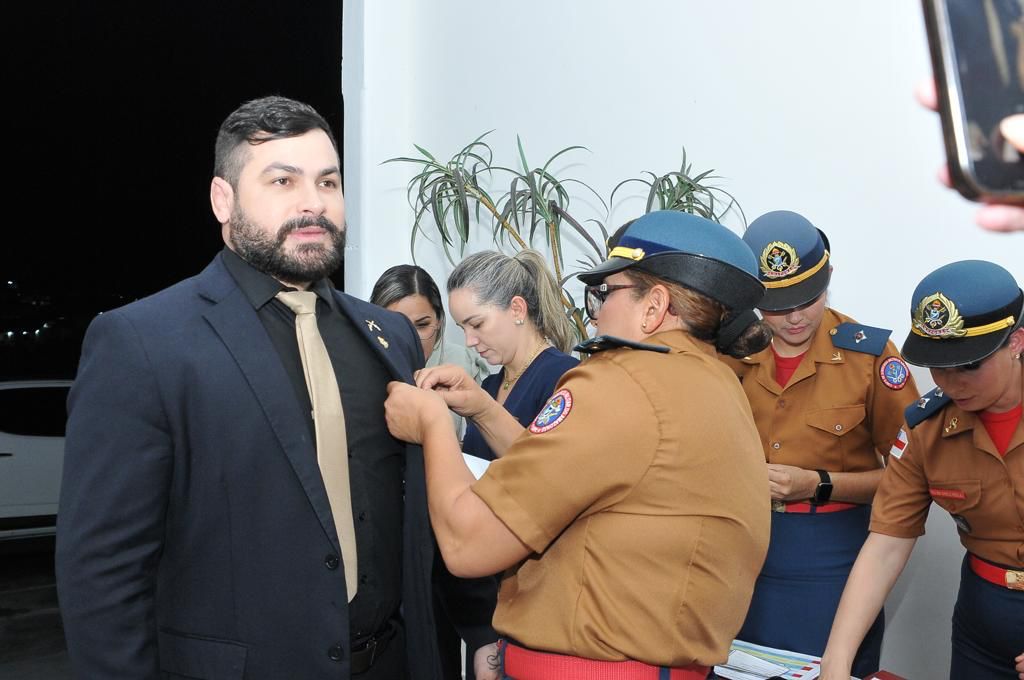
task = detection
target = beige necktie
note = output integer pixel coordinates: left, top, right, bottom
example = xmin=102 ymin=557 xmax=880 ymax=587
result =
xmin=276 ymin=290 xmax=358 ymax=601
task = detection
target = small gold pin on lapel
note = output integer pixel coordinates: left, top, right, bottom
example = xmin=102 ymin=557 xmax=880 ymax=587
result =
xmin=829 ymin=327 xmax=838 ymax=336
xmin=366 ymin=319 xmax=381 ymax=332
xmin=944 ymin=416 xmax=959 ymax=434
xmin=377 ymin=336 xmax=389 ymax=349
xmin=832 ymin=351 xmax=842 ymax=361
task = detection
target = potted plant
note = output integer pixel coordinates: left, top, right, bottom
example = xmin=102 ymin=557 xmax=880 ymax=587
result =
xmin=387 ymin=134 xmax=744 ymax=341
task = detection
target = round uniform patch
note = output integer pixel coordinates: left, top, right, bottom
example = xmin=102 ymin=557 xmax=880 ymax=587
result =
xmin=529 ymin=389 xmax=573 ymax=434
xmin=879 ymin=356 xmax=910 ymax=390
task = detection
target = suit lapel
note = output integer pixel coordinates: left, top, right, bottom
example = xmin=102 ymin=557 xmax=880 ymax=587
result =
xmin=333 ymin=292 xmax=415 ymax=383
xmin=198 ymin=259 xmax=340 ymax=551
xmin=331 ymin=292 xmax=437 ymax=598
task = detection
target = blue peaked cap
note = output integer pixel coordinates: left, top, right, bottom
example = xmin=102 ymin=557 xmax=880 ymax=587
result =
xmin=578 ymin=210 xmax=764 ymax=311
xmin=902 ymin=260 xmax=1023 ymax=368
xmin=742 ymin=210 xmax=832 ymax=311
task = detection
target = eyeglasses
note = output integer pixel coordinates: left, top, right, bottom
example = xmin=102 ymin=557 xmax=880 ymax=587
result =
xmin=584 ymin=283 xmax=638 ymax=319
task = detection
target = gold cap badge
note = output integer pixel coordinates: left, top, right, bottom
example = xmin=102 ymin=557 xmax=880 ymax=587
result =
xmin=912 ymin=292 xmax=965 ymax=339
xmin=759 ymin=241 xmax=801 ymax=279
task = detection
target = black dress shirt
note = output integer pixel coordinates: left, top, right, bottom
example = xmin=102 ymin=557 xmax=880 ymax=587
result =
xmin=222 ymin=248 xmax=403 ymax=642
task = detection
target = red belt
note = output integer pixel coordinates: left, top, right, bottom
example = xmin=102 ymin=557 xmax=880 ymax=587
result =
xmin=772 ymin=500 xmax=858 ymax=514
xmin=968 ymin=554 xmax=1024 ymax=591
xmin=500 ymin=640 xmax=709 ymax=680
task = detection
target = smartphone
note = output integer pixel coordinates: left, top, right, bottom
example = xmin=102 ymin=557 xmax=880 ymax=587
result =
xmin=922 ymin=0 xmax=1024 ymax=202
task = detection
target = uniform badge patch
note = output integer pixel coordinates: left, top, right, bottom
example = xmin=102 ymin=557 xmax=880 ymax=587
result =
xmin=529 ymin=389 xmax=573 ymax=434
xmin=889 ymin=428 xmax=908 ymax=459
xmin=759 ymin=241 xmax=801 ymax=279
xmin=912 ymin=292 xmax=966 ymax=338
xmin=879 ymin=356 xmax=910 ymax=390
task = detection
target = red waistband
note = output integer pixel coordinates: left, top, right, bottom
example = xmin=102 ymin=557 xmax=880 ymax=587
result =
xmin=500 ymin=641 xmax=710 ymax=680
xmin=772 ymin=500 xmax=859 ymax=514
xmin=968 ymin=554 xmax=1024 ymax=591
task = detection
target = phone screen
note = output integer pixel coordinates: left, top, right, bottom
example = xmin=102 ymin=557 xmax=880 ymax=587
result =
xmin=934 ymin=0 xmax=1024 ymax=197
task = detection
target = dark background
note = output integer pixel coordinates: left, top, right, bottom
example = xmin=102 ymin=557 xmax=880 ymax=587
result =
xmin=3 ymin=2 xmax=344 ymax=380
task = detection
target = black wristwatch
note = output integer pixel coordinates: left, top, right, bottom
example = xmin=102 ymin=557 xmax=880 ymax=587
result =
xmin=811 ymin=469 xmax=833 ymax=504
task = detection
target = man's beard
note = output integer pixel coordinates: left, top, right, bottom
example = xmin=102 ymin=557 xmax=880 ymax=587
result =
xmin=228 ymin=208 xmax=345 ymax=285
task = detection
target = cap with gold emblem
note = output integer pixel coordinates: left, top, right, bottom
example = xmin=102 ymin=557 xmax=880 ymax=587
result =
xmin=902 ymin=260 xmax=1023 ymax=368
xmin=741 ymin=210 xmax=832 ymax=312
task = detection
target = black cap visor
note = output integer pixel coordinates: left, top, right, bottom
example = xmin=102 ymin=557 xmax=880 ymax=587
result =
xmin=579 ymin=251 xmax=765 ymax=311
xmin=902 ymin=329 xmax=1013 ymax=368
xmin=577 ymin=256 xmax=637 ymax=285
xmin=758 ymin=264 xmax=831 ymax=312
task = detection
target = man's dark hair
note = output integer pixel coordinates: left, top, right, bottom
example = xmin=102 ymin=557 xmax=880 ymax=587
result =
xmin=214 ymin=96 xmax=337 ymax=188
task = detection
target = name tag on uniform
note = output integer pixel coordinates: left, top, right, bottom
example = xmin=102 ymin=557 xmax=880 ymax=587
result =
xmin=929 ymin=488 xmax=967 ymax=500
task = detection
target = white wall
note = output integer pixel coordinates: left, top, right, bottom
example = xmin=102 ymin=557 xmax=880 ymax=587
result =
xmin=343 ymin=2 xmax=1023 ymax=677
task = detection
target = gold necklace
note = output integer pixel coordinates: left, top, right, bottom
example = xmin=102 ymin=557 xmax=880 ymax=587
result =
xmin=502 ymin=342 xmax=548 ymax=390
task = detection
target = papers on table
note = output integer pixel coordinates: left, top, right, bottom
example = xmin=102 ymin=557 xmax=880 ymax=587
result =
xmin=462 ymin=452 xmax=491 ymax=480
xmin=714 ymin=639 xmax=821 ymax=679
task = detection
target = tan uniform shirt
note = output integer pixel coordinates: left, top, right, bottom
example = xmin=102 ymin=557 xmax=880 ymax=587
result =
xmin=472 ymin=330 xmax=770 ymax=667
xmin=871 ymin=364 xmax=1024 ymax=567
xmin=725 ymin=308 xmax=918 ymax=473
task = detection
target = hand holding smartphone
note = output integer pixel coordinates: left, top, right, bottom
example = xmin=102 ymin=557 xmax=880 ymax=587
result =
xmin=922 ymin=0 xmax=1024 ymax=203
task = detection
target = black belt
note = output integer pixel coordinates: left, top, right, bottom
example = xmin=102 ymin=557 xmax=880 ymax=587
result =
xmin=351 ymin=617 xmax=399 ymax=675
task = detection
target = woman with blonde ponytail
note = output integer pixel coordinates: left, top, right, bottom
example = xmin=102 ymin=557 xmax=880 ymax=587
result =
xmin=446 ymin=249 xmax=579 ymax=461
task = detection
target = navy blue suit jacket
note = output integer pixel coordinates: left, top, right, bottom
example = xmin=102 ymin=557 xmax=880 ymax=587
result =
xmin=56 ymin=254 xmax=464 ymax=679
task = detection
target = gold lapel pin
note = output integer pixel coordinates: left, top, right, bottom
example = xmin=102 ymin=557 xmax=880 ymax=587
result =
xmin=831 ymin=351 xmax=842 ymax=361
xmin=377 ymin=336 xmax=389 ymax=349
xmin=366 ymin=319 xmax=381 ymax=332
xmin=944 ymin=417 xmax=959 ymax=434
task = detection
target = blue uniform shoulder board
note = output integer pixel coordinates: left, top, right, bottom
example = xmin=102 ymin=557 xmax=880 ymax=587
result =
xmin=574 ymin=335 xmax=671 ymax=355
xmin=904 ymin=386 xmax=951 ymax=429
xmin=830 ymin=322 xmax=892 ymax=356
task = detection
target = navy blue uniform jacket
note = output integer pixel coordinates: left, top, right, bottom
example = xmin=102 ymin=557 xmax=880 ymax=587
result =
xmin=56 ymin=254 xmax=467 ymax=679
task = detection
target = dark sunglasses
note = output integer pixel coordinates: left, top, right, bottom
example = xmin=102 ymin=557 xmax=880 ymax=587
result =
xmin=584 ymin=283 xmax=638 ymax=319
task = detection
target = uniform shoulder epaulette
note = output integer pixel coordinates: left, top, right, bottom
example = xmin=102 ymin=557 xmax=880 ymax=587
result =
xmin=829 ymin=322 xmax=892 ymax=357
xmin=573 ymin=335 xmax=671 ymax=355
xmin=904 ymin=386 xmax=951 ymax=429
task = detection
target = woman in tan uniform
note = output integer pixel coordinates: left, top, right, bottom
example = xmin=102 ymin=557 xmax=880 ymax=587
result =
xmin=728 ymin=211 xmax=919 ymax=676
xmin=385 ymin=210 xmax=773 ymax=679
xmin=822 ymin=260 xmax=1024 ymax=680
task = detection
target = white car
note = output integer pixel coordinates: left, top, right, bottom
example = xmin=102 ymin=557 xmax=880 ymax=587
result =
xmin=0 ymin=379 xmax=71 ymax=541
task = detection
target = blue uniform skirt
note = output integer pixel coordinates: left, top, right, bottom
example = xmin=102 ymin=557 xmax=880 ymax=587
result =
xmin=737 ymin=504 xmax=883 ymax=678
xmin=950 ymin=554 xmax=1024 ymax=679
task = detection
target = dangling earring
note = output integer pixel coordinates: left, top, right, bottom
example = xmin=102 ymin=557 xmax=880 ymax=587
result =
xmin=641 ymin=322 xmax=648 ymax=331
xmin=1014 ymin=353 xmax=1022 ymax=360
xmin=515 ymin=318 xmax=524 ymax=326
